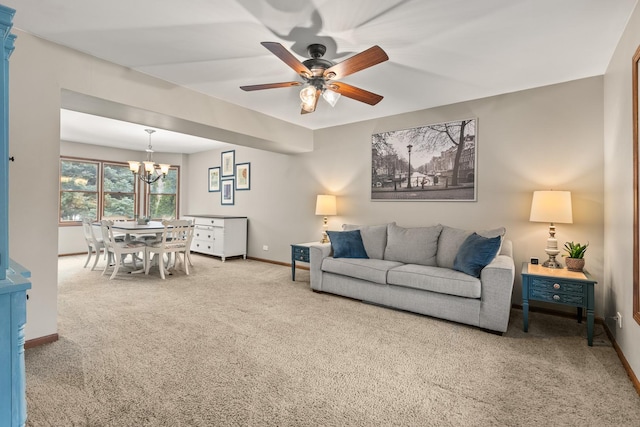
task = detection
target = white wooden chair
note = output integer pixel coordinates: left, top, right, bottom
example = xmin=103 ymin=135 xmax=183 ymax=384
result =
xmin=100 ymin=220 xmax=148 ymax=280
xmin=81 ymin=218 xmax=104 ymax=270
xmin=144 ymin=219 xmax=193 ymax=279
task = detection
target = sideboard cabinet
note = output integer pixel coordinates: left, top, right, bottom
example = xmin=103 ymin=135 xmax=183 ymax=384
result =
xmin=184 ymin=215 xmax=247 ymax=261
xmin=1 ymin=6 xmax=32 ymax=427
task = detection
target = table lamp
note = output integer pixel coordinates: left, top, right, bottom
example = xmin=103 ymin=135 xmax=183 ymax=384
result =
xmin=315 ymin=194 xmax=337 ymax=243
xmin=529 ymin=190 xmax=573 ymax=268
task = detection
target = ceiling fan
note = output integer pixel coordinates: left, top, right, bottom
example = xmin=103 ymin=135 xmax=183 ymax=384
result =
xmin=240 ymin=42 xmax=389 ymax=114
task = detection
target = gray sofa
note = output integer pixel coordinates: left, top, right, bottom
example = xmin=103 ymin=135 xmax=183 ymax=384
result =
xmin=309 ymin=223 xmax=515 ymax=333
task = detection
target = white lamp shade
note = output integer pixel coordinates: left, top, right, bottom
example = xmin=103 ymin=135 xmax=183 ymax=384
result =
xmin=128 ymin=161 xmax=140 ymax=172
xmin=315 ymin=195 xmax=337 ymax=216
xmin=529 ymin=190 xmax=573 ymax=224
xmin=158 ymin=164 xmax=171 ymax=175
xmin=143 ymin=161 xmax=155 ymax=173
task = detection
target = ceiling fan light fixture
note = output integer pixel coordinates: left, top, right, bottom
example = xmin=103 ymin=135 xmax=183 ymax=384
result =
xmin=322 ymin=88 xmax=341 ymax=107
xmin=300 ymin=85 xmax=316 ymax=103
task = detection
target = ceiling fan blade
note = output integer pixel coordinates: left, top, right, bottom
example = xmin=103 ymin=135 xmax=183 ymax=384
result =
xmin=261 ymin=42 xmax=313 ymax=77
xmin=329 ymin=82 xmax=383 ymax=105
xmin=240 ymin=81 xmax=302 ymax=91
xmin=323 ymin=45 xmax=388 ymax=80
xmin=301 ymin=88 xmax=322 ymax=114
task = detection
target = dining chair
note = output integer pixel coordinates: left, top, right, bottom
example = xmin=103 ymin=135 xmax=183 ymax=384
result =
xmin=81 ymin=218 xmax=105 ymax=271
xmin=100 ymin=220 xmax=148 ymax=280
xmin=144 ymin=219 xmax=193 ymax=279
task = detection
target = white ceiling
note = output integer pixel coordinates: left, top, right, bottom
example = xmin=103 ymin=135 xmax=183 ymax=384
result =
xmin=4 ymin=0 xmax=638 ymax=151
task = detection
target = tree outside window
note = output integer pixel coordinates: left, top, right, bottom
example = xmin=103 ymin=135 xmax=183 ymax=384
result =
xmin=149 ymin=168 xmax=178 ymax=219
xmin=103 ymin=163 xmax=135 ymax=218
xmin=59 ymin=160 xmax=99 ymax=222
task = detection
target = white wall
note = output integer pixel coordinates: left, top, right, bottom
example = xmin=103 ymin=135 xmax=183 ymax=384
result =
xmin=604 ymin=2 xmax=640 ymax=380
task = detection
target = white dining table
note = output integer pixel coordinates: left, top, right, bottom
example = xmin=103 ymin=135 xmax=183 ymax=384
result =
xmin=98 ymin=221 xmax=171 ymax=274
xmin=109 ymin=220 xmax=168 ymax=239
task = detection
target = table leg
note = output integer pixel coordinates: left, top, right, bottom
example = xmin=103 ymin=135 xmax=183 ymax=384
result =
xmin=291 ymin=258 xmax=296 ymax=281
xmin=523 ymin=298 xmax=529 ymax=332
xmin=587 ymin=308 xmax=594 ymax=346
xmin=577 ymin=307 xmax=583 ymax=324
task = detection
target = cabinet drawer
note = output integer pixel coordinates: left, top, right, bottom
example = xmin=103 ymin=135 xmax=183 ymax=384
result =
xmin=193 ymin=226 xmax=215 ymax=241
xmin=292 ymin=246 xmax=310 ymax=262
xmin=530 ymin=288 xmax=585 ymax=306
xmin=194 ymin=217 xmax=225 ymax=227
xmin=530 ymin=277 xmax=583 ymax=295
xmin=192 ymin=239 xmax=215 ymax=255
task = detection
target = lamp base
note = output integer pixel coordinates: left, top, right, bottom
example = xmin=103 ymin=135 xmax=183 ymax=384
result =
xmin=542 ymin=256 xmax=563 ymax=268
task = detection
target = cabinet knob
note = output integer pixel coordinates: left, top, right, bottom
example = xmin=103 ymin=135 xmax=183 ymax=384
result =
xmin=553 ymin=283 xmax=560 ymax=290
xmin=553 ymin=295 xmax=560 ymax=301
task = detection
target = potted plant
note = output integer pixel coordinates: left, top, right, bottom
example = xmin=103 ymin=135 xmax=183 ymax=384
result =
xmin=563 ymin=241 xmax=588 ymax=271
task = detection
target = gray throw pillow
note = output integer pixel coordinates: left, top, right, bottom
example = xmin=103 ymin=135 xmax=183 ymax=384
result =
xmin=383 ymin=223 xmax=443 ymax=266
xmin=437 ymin=225 xmax=506 ymax=269
xmin=342 ymin=223 xmax=391 ymax=260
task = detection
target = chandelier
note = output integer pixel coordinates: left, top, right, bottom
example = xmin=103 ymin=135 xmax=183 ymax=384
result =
xmin=127 ymin=129 xmax=170 ymax=185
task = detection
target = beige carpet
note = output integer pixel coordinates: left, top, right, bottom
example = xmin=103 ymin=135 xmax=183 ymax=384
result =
xmin=25 ymin=254 xmax=640 ymax=426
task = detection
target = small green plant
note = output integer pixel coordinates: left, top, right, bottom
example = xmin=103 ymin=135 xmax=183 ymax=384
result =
xmin=563 ymin=241 xmax=588 ymax=259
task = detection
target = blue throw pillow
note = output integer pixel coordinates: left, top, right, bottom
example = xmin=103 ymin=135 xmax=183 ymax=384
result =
xmin=453 ymin=233 xmax=501 ymax=278
xmin=327 ymin=230 xmax=369 ymax=259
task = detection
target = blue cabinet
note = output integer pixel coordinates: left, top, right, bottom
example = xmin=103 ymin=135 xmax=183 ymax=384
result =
xmin=0 ymin=6 xmax=31 ymax=427
xmin=0 ymin=263 xmax=30 ymax=427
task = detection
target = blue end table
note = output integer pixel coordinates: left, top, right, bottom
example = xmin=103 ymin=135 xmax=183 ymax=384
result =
xmin=291 ymin=242 xmax=317 ymax=281
xmin=521 ymin=262 xmax=597 ymax=346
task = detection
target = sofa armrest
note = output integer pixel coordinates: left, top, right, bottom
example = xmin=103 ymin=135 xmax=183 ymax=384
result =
xmin=478 ymin=239 xmax=515 ymax=332
xmin=309 ymin=243 xmax=332 ymax=290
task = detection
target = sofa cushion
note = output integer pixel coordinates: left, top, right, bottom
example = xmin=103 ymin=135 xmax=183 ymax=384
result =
xmin=342 ymin=223 xmax=391 ymax=260
xmin=327 ymin=230 xmax=369 ymax=259
xmin=453 ymin=233 xmax=502 ymax=278
xmin=322 ymin=258 xmax=403 ymax=285
xmin=437 ymin=225 xmax=506 ymax=269
xmin=387 ymin=264 xmax=481 ymax=298
xmin=384 ymin=223 xmax=442 ymax=266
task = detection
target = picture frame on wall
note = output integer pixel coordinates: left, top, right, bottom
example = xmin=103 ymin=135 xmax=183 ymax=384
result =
xmin=221 ymin=150 xmax=235 ymax=177
xmin=235 ymin=162 xmax=250 ymax=190
xmin=208 ymin=167 xmax=220 ymax=192
xmin=370 ymin=118 xmax=477 ymax=201
xmin=221 ymin=178 xmax=234 ymax=205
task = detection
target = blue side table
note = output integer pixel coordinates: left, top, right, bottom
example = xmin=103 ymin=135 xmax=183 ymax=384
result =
xmin=521 ymin=262 xmax=596 ymax=346
xmin=291 ymin=242 xmax=316 ymax=281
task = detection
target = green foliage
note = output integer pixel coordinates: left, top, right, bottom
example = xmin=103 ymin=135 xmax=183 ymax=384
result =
xmin=149 ymin=194 xmax=176 ymax=219
xmin=563 ymin=241 xmax=588 ymax=259
xmin=150 ymin=169 xmax=177 ymax=194
xmin=60 ymin=160 xmax=98 ymax=191
xmin=60 ymin=192 xmax=97 ymax=221
xmin=104 ymin=164 xmax=134 ymax=192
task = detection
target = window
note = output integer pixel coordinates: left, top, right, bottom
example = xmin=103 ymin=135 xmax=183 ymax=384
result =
xmin=148 ymin=167 xmax=178 ymax=220
xmin=103 ymin=163 xmax=136 ymax=218
xmin=59 ymin=159 xmax=99 ymax=222
xmin=59 ymin=157 xmax=179 ymax=225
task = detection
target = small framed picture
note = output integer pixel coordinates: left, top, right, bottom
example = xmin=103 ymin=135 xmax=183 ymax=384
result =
xmin=221 ymin=150 xmax=235 ymax=177
xmin=221 ymin=178 xmax=234 ymax=205
xmin=208 ymin=167 xmax=220 ymax=192
xmin=235 ymin=162 xmax=250 ymax=191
